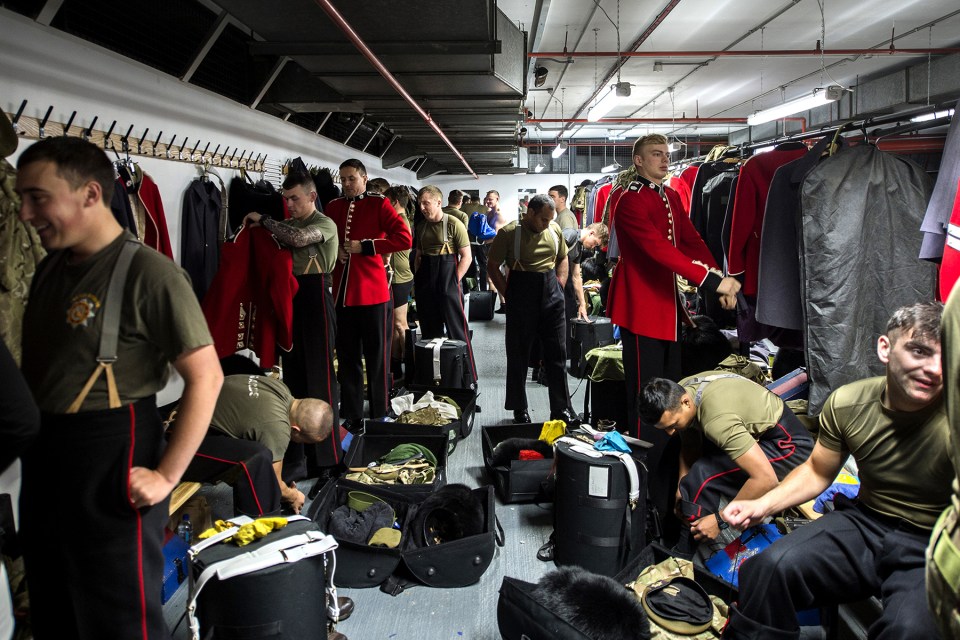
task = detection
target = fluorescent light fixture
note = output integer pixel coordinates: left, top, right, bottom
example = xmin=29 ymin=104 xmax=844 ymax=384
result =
xmin=588 ymin=82 xmax=631 ymax=122
xmin=551 ymin=141 xmax=568 ymax=158
xmin=533 ymin=162 xmax=545 ymax=173
xmin=601 ymin=162 xmax=621 ymax=173
xmin=747 ymin=85 xmax=844 ymax=126
xmin=911 ymin=108 xmax=954 ymax=123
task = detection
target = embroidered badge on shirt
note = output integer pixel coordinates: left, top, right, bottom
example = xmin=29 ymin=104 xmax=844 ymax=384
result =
xmin=66 ymin=293 xmax=101 ymax=328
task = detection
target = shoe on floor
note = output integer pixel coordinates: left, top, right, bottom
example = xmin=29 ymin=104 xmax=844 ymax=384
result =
xmin=495 ymin=303 xmax=506 ymax=314
xmin=513 ymin=409 xmax=531 ymax=424
xmin=549 ymin=408 xmax=580 ymax=425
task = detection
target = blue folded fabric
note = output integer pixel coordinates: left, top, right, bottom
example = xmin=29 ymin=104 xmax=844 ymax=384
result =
xmin=595 ymin=430 xmax=631 ymax=453
xmin=813 ymin=482 xmax=860 ymax=513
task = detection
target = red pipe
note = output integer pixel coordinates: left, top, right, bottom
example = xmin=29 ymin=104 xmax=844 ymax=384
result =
xmin=527 ymin=117 xmax=748 ymax=124
xmin=313 ymin=0 xmax=478 ymax=178
xmin=531 ymin=47 xmax=960 ymax=58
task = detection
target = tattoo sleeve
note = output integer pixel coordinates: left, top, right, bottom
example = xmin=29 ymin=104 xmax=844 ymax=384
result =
xmin=262 ymin=217 xmax=325 ymax=248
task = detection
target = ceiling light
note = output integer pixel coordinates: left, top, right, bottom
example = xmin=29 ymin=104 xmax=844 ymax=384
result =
xmin=533 ymin=162 xmax=545 ymax=173
xmin=747 ymin=85 xmax=844 ymax=126
xmin=534 ymin=66 xmax=549 ymax=88
xmin=653 ymin=61 xmax=663 ymax=72
xmin=588 ymin=82 xmax=631 ymax=122
xmin=601 ymin=162 xmax=621 ymax=173
xmin=551 ymin=141 xmax=568 ymax=158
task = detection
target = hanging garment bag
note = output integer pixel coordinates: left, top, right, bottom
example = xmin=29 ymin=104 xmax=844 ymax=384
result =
xmin=187 ymin=518 xmax=338 ymax=640
xmin=552 ymin=437 xmax=647 ymax=577
xmin=413 ymin=337 xmax=473 ymax=389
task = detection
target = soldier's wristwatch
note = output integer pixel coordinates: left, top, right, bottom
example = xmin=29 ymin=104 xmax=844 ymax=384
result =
xmin=715 ymin=512 xmax=729 ymax=531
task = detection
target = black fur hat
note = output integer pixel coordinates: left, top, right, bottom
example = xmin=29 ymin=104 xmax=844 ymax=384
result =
xmin=488 ymin=438 xmax=553 ymax=467
xmin=531 ymin=566 xmax=651 ymax=640
xmin=410 ymin=484 xmax=484 ymax=547
xmin=680 ymin=314 xmax=733 ymax=377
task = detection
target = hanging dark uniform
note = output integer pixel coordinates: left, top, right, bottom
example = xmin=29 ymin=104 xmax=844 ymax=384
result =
xmin=326 ymin=192 xmax=412 ymax=422
xmin=488 ymin=220 xmax=572 ymax=417
xmin=261 ymin=211 xmax=341 ymax=478
xmin=414 ymin=213 xmax=477 ymax=381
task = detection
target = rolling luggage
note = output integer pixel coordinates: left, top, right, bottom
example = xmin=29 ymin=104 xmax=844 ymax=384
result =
xmin=413 ymin=337 xmax=474 ymax=389
xmin=187 ymin=517 xmax=338 ymax=640
xmin=552 ymin=436 xmax=648 ymax=577
xmin=568 ymin=317 xmax=615 ymax=378
xmin=468 ymin=290 xmax=497 ymax=321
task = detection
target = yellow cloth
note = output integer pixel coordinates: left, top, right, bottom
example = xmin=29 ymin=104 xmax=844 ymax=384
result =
xmin=538 ymin=420 xmax=566 ymax=445
xmin=198 ymin=517 xmax=289 ymax=546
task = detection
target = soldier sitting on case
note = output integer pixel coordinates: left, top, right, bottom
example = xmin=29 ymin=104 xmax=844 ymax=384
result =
xmin=721 ymin=302 xmax=949 ymax=640
xmin=638 ymin=372 xmax=814 ymax=557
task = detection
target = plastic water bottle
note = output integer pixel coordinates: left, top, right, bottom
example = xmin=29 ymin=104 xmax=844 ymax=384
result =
xmin=176 ymin=513 xmax=193 ymax=545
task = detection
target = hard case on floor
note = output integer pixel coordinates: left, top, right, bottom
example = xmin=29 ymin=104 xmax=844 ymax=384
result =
xmin=552 ymin=438 xmax=647 ymax=577
xmin=413 ymin=337 xmax=474 ymax=390
xmin=481 ymin=422 xmax=554 ymax=503
xmin=766 ymin=367 xmax=809 ymax=400
xmin=188 ymin=518 xmax=336 ymax=639
xmin=342 ymin=430 xmax=448 ymax=499
xmin=568 ymin=317 xmax=615 ymax=378
xmin=468 ymin=290 xmax=497 ymax=321
xmin=404 ymin=384 xmax=479 ymax=440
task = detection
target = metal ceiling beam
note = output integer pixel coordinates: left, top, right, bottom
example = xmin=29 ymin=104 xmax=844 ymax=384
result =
xmin=35 ymin=0 xmax=64 ymax=25
xmin=525 ymin=0 xmax=550 ymax=80
xmin=250 ymin=56 xmax=289 ymax=109
xmin=250 ymin=40 xmax=501 ymax=56
xmin=361 ymin=123 xmax=384 ymax=153
xmin=182 ymin=10 xmax=230 ymax=82
xmin=531 ymin=47 xmax=960 ymax=58
xmin=314 ymin=0 xmax=478 ymax=178
xmin=528 ymin=117 xmax=748 ymax=124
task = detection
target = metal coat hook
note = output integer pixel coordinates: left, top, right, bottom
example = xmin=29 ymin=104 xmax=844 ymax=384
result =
xmin=179 ymin=137 xmax=189 ymax=160
xmin=166 ymin=134 xmax=177 ymax=158
xmin=229 ymin=148 xmax=239 ymax=166
xmin=152 ymin=130 xmax=163 ymax=155
xmin=202 ymin=142 xmax=211 ymax=161
xmin=62 ymin=111 xmax=77 ymax=137
xmin=11 ymin=100 xmax=27 ymax=134
xmin=82 ymin=116 xmax=98 ymax=140
xmin=103 ymin=120 xmax=117 ymax=149
xmin=211 ymin=144 xmax=221 ymax=164
xmin=38 ymin=106 xmax=54 ymax=139
xmin=121 ymin=124 xmax=134 ymax=152
xmin=221 ymin=147 xmax=231 ymax=166
xmin=191 ymin=139 xmax=201 ymax=160
xmin=136 ymin=128 xmax=149 ymax=153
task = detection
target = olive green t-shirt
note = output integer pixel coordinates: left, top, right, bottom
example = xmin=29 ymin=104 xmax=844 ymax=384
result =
xmin=943 ymin=292 xmax=960 ymax=513
xmin=21 ymin=231 xmax=213 ymax=413
xmin=210 ymin=375 xmax=294 ymax=462
xmin=556 ymin=208 xmax=578 ymax=233
xmin=817 ymin=376 xmax=953 ymax=529
xmin=282 ymin=211 xmax=339 ymax=275
xmin=441 ymin=206 xmax=470 ymax=228
xmin=488 ymin=220 xmax=567 ymax=273
xmin=679 ymin=372 xmax=785 ymax=460
xmin=416 ymin=215 xmax=469 ymax=256
xmin=389 ymin=208 xmax=414 ymax=285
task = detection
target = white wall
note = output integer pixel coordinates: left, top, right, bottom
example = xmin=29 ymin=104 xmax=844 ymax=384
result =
xmin=0 ymin=8 xmax=419 ymax=265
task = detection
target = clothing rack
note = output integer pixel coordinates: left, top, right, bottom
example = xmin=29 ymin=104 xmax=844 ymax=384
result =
xmin=5 ymin=99 xmax=267 ymax=172
xmin=671 ymin=99 xmax=956 ymax=168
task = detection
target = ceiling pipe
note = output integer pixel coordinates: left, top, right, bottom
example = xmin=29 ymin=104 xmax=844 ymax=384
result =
xmin=531 ymin=47 xmax=960 ymax=58
xmin=562 ymin=0 xmax=682 ymax=132
xmin=528 ymin=117 xmax=748 ymax=124
xmin=312 ymin=0 xmax=478 ymax=179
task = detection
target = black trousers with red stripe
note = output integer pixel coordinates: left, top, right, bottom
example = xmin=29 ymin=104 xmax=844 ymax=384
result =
xmin=20 ymin=398 xmax=170 ymax=640
xmin=414 ymin=253 xmax=477 ymax=381
xmin=677 ymin=406 xmax=814 ymax=522
xmin=283 ymin=274 xmax=342 ymax=479
xmin=336 ymin=300 xmax=392 ymax=421
xmin=182 ymin=433 xmax=281 ymax=517
xmin=621 ymin=329 xmax=681 ymax=521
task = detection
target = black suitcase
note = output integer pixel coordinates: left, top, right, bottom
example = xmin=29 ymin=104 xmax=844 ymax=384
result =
xmin=482 ymin=422 xmax=555 ymax=503
xmin=413 ymin=337 xmax=474 ymax=390
xmin=342 ymin=430 xmax=449 ymax=499
xmin=403 ymin=326 xmax=420 ymax=387
xmin=552 ymin=437 xmax=648 ymax=577
xmin=405 ymin=384 xmax=478 ymax=439
xmin=583 ymin=378 xmax=628 ymax=434
xmin=568 ymin=317 xmax=615 ymax=378
xmin=468 ymin=290 xmax=497 ymax=321
xmin=188 ymin=518 xmax=336 ymax=638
